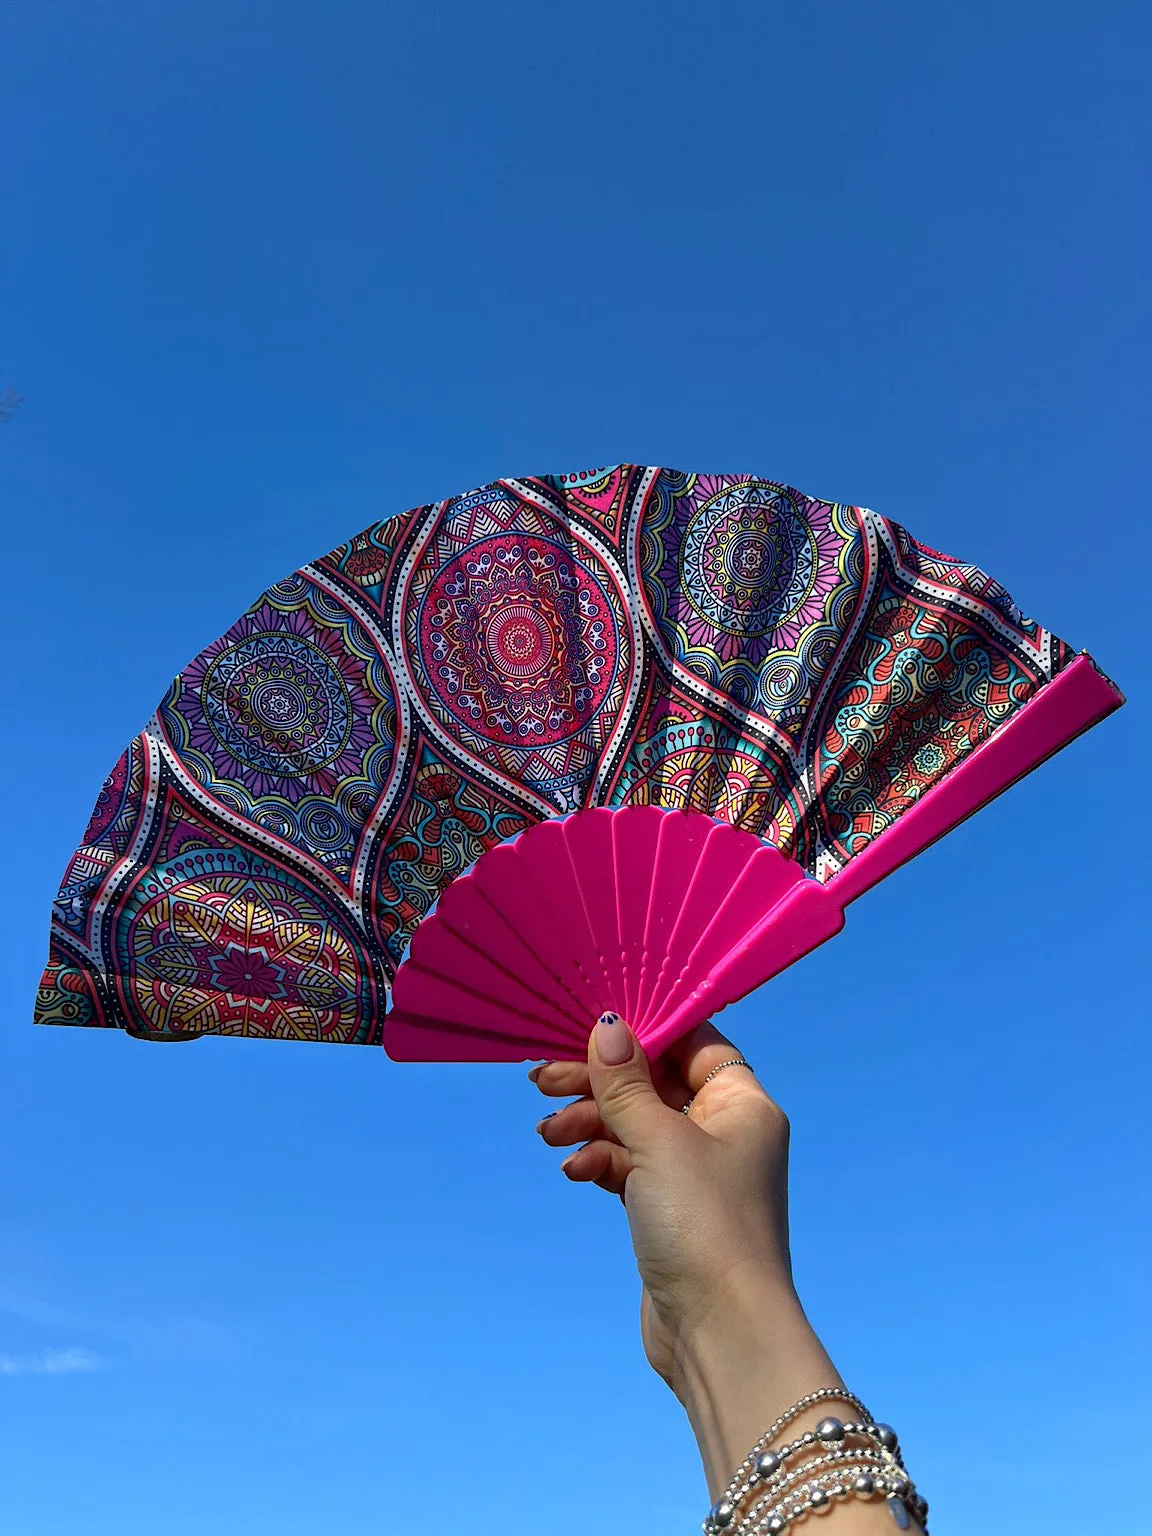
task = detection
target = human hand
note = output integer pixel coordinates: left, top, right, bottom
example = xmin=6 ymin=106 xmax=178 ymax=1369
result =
xmin=531 ymin=1013 xmax=911 ymax=1522
xmin=530 ymin=1013 xmax=806 ymax=1394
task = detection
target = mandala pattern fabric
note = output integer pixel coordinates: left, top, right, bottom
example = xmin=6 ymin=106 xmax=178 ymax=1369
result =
xmin=37 ymin=466 xmax=1079 ymax=1044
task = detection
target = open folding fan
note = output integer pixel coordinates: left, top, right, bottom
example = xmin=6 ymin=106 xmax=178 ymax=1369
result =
xmin=37 ymin=466 xmax=1122 ymax=1062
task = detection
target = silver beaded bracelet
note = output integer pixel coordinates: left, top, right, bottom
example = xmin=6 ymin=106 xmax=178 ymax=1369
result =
xmin=706 ymin=1388 xmax=869 ymax=1523
xmin=730 ymin=1447 xmax=902 ymax=1535
xmin=702 ymin=1391 xmax=928 ymax=1534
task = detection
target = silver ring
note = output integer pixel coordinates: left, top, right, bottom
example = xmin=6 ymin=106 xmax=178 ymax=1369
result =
xmin=681 ymin=1058 xmax=753 ymax=1113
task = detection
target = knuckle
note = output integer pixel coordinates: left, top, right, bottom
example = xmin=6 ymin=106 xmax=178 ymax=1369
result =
xmin=597 ymin=1075 xmax=651 ymax=1119
xmin=731 ymin=1086 xmax=788 ymax=1136
xmin=756 ymin=1093 xmax=790 ymax=1137
xmin=541 ymin=1098 xmax=597 ymax=1144
xmin=537 ymin=1062 xmax=583 ymax=1095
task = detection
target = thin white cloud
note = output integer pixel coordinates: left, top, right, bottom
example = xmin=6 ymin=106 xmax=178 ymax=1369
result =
xmin=0 ymin=1346 xmax=103 ymax=1376
xmin=0 ymin=1286 xmax=231 ymax=1364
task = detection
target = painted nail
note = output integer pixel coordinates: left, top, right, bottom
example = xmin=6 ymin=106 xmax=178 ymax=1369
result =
xmin=535 ymin=1113 xmax=557 ymax=1135
xmin=593 ymin=1012 xmax=632 ymax=1065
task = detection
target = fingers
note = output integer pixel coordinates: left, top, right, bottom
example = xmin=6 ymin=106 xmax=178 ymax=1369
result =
xmin=664 ymin=1019 xmax=757 ymax=1094
xmin=558 ymin=1138 xmax=634 ymax=1196
xmin=529 ymin=1015 xmax=780 ymax=1184
xmin=536 ymin=1095 xmax=622 ymax=1149
xmin=661 ymin=1021 xmax=789 ymax=1140
xmin=531 ymin=1022 xmax=758 ymax=1100
xmin=528 ymin=1059 xmax=592 ymax=1099
xmin=666 ymin=1019 xmax=777 ymax=1105
xmin=530 ymin=1054 xmax=690 ymax=1112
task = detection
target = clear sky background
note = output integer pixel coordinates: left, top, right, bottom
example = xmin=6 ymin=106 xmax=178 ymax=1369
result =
xmin=1 ymin=4 xmax=1148 ymax=1533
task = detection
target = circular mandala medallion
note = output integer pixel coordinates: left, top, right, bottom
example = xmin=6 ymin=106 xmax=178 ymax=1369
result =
xmin=159 ymin=589 xmax=398 ymax=882
xmin=484 ymin=602 xmax=557 ymax=679
xmin=683 ymin=486 xmax=818 ymax=638
xmin=416 ymin=535 xmax=621 ymax=748
xmin=640 ymin=474 xmax=858 ymax=718
xmin=117 ymin=852 xmax=376 ymax=1041
xmin=202 ymin=631 xmax=353 ymax=778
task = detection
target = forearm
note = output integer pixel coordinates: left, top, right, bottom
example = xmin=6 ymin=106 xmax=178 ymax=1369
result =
xmin=671 ymin=1276 xmax=923 ymax=1533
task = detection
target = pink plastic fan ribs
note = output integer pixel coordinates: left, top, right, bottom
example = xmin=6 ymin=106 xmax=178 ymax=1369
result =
xmin=384 ymin=807 xmax=846 ymax=1062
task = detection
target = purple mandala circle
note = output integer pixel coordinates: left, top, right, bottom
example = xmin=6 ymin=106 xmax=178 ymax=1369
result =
xmin=160 ymin=594 xmax=397 ymax=813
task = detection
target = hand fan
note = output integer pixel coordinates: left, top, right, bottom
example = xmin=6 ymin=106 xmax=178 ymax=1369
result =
xmin=36 ymin=466 xmax=1122 ymax=1059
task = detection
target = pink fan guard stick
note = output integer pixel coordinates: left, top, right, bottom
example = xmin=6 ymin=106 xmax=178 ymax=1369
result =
xmin=384 ymin=656 xmax=1122 ymax=1064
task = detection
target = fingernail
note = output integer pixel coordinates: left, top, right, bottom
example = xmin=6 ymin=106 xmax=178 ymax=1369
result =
xmin=559 ymin=1153 xmax=576 ymax=1175
xmin=535 ymin=1113 xmax=556 ymax=1136
xmin=527 ymin=1062 xmax=549 ymax=1083
xmin=593 ymin=1012 xmax=632 ymax=1065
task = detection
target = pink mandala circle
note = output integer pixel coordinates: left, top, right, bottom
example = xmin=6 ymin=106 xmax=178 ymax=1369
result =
xmin=417 ymin=535 xmax=621 ymax=748
xmin=485 ymin=603 xmax=557 ymax=678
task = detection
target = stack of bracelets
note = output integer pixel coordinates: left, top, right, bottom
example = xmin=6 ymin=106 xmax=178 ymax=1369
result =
xmin=701 ymin=1388 xmax=929 ymax=1534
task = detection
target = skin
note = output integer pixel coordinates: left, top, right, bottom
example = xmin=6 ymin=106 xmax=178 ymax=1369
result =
xmin=530 ymin=1015 xmax=924 ymax=1532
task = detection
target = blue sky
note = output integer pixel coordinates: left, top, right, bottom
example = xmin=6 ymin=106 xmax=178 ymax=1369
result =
xmin=2 ymin=3 xmax=1148 ymax=1532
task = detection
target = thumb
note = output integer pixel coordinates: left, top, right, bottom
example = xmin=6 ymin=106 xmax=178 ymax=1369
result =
xmin=587 ymin=1012 xmax=670 ymax=1151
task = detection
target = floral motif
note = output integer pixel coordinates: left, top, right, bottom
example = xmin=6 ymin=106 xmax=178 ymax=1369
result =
xmin=115 ymin=844 xmax=378 ymax=1041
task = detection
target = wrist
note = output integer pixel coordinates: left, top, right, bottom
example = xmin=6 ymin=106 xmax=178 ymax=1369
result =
xmin=670 ymin=1269 xmax=845 ymax=1499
